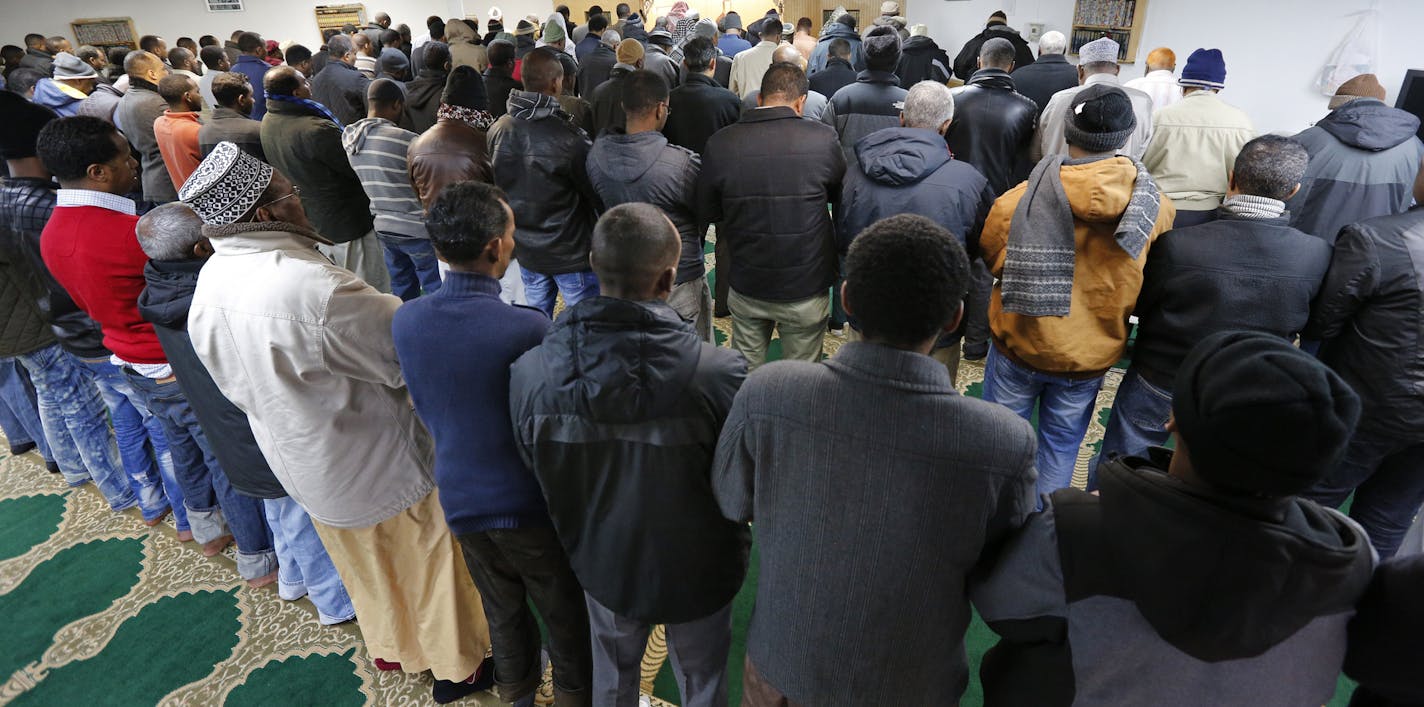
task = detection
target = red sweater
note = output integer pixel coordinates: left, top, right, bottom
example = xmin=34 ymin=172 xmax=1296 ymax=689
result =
xmin=41 ymin=204 xmax=168 ymax=364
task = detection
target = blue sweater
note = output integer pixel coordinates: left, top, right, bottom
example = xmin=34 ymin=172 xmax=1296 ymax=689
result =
xmin=392 ymin=271 xmax=552 ymax=535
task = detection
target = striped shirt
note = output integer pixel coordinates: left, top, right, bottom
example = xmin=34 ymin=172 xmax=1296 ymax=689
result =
xmin=340 ymin=118 xmax=428 ymax=240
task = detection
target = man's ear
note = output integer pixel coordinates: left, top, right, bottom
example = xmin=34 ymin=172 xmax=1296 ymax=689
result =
xmin=943 ymin=300 xmax=964 ymax=333
xmin=85 ymin=162 xmax=107 ymax=184
xmin=482 ymin=235 xmax=503 ymax=263
xmin=193 ymin=238 xmax=215 ymax=258
xmin=839 ymin=280 xmax=853 ymax=318
xmin=1286 ymin=182 xmax=1302 ymax=200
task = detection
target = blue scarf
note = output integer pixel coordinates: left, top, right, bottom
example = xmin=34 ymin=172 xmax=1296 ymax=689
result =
xmin=266 ymin=93 xmax=343 ymax=128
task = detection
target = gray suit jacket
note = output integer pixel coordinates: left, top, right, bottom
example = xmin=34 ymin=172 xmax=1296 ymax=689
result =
xmin=712 ymin=341 xmax=1037 ymax=705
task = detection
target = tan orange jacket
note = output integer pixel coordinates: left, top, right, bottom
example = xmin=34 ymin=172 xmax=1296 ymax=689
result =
xmin=981 ymin=156 xmax=1176 ymax=374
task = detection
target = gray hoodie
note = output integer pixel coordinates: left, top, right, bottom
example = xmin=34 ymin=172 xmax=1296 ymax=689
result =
xmin=341 ymin=117 xmax=427 ymax=239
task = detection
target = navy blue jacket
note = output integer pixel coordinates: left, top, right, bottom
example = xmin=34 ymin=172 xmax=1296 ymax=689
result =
xmin=392 ymin=271 xmax=553 ymax=535
xmin=231 ymin=54 xmax=272 ymax=119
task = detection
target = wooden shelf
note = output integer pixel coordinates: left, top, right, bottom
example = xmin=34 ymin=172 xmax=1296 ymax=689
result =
xmin=1069 ymin=0 xmax=1149 ymax=64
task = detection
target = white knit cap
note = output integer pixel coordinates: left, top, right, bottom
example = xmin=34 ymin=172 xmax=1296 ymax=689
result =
xmin=1079 ymin=37 xmax=1120 ymax=65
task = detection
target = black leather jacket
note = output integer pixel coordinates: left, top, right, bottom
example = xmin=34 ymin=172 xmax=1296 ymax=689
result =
xmin=487 ymin=95 xmax=602 ymax=275
xmin=946 ymin=68 xmax=1038 ymax=195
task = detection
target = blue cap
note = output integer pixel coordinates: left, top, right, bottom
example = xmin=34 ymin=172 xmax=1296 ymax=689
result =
xmin=1179 ymin=48 xmax=1226 ymax=90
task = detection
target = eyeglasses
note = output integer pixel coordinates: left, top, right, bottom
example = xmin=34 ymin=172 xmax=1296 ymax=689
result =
xmin=255 ymin=185 xmax=301 ymax=210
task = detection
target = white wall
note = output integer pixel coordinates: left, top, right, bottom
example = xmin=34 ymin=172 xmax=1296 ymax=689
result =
xmin=910 ymin=0 xmax=1421 ymax=135
xmin=0 ymin=0 xmax=554 ymax=52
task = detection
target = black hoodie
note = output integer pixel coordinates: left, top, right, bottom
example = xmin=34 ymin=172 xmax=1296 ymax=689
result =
xmin=509 ymin=297 xmax=749 ymax=623
xmin=137 ymin=259 xmax=287 ymax=499
xmin=972 ymin=450 xmax=1375 ymax=706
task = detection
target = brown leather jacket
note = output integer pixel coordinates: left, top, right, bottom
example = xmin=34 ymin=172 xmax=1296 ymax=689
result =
xmin=406 ymin=119 xmax=493 ymax=211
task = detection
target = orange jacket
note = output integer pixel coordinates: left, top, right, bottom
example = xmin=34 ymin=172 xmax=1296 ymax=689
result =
xmin=153 ymin=111 xmax=204 ymax=192
xmin=981 ymin=157 xmax=1176 ymax=374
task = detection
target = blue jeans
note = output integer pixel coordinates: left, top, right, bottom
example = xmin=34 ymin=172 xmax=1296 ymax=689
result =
xmin=17 ymin=345 xmax=137 ymax=509
xmin=520 ymin=268 xmax=600 ymax=318
xmin=1090 ymin=366 xmax=1173 ymax=489
xmin=73 ymin=356 xmax=183 ymax=526
xmin=983 ymin=346 xmax=1104 ymax=500
xmin=264 ymin=496 xmax=355 ymax=623
xmin=124 ymin=372 xmax=276 ymax=578
xmin=1305 ymin=426 xmax=1424 ymax=559
xmin=0 ymin=358 xmax=52 ymax=461
xmin=379 ymin=235 xmax=443 ymax=302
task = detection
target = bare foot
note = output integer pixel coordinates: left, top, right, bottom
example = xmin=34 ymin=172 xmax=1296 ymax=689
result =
xmin=202 ymin=534 xmax=233 ymax=556
xmin=246 ymin=570 xmax=279 ymax=588
xmin=176 ymin=529 xmax=194 ymax=542
xmin=143 ymin=508 xmax=171 ymax=527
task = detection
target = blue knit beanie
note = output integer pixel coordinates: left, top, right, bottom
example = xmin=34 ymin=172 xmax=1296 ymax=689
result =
xmin=1179 ymin=48 xmax=1226 ymax=90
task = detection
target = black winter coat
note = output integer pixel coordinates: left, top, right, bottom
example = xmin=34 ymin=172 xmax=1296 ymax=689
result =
xmin=808 ymin=57 xmax=857 ymax=99
xmin=259 ymin=100 xmax=374 ymax=244
xmin=484 ymin=66 xmax=522 ymax=119
xmin=509 ymin=297 xmax=749 ymax=623
xmin=588 ymin=129 xmax=704 ymax=283
xmin=1011 ymin=53 xmax=1079 ymax=113
xmin=952 ymin=23 xmax=1035 ymax=81
xmin=137 ymin=259 xmax=287 ymax=499
xmin=0 ymin=178 xmax=106 ymax=359
xmin=589 ymin=65 xmax=634 ymax=138
xmin=895 ymin=35 xmax=951 ymax=88
xmin=576 ymin=43 xmax=617 ymax=97
xmin=945 ymin=68 xmax=1038 ymax=195
xmin=698 ymin=106 xmax=845 ymax=301
xmin=308 ymin=60 xmax=370 ymax=126
xmin=663 ymin=73 xmax=742 ymax=154
xmin=1132 ymin=211 xmax=1332 ymax=389
xmin=487 ymin=105 xmax=601 ymax=274
xmin=1306 ymin=208 xmax=1424 ymax=438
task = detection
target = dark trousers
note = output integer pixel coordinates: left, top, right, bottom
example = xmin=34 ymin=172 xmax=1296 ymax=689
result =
xmin=1305 ymin=426 xmax=1424 ymax=559
xmin=963 ymin=259 xmax=992 ymax=358
xmin=457 ymin=526 xmax=591 ymax=705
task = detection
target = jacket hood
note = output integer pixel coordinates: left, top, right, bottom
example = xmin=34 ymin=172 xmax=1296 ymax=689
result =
xmin=1319 ymin=99 xmax=1422 ymax=151
xmin=818 ymin=22 xmax=859 ymax=42
xmin=1096 ymin=453 xmax=1374 ymax=661
xmin=592 ymin=128 xmax=668 ymax=181
xmin=539 ymin=297 xmax=702 ymax=422
xmin=1057 ymin=156 xmax=1139 ymax=223
xmin=968 ymin=67 xmax=1015 ymax=91
xmin=854 ymin=127 xmax=950 ymax=185
xmin=445 ymin=19 xmax=476 ymax=44
xmin=137 ymin=258 xmax=204 ymax=330
xmin=901 ymin=35 xmax=940 ymax=53
xmin=340 ymin=117 xmax=394 ymax=154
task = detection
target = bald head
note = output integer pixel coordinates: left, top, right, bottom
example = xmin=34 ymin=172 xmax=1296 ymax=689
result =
xmin=771 ymin=44 xmax=804 ymax=69
xmin=264 ymin=65 xmax=306 ymax=97
xmin=590 ymin=203 xmax=681 ymax=300
xmin=124 ymin=50 xmax=168 ymax=84
xmin=522 ymin=47 xmax=564 ymax=95
xmin=136 ymin=203 xmax=207 ymax=262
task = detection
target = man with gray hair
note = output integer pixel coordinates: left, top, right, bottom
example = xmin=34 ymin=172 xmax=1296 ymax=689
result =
xmin=838 ymin=80 xmax=995 ymax=382
xmin=1097 ymin=134 xmax=1329 ymax=476
xmin=1034 ymin=36 xmax=1154 ymax=161
xmin=1010 ymin=30 xmax=1078 ymax=113
xmin=309 ymin=34 xmax=371 ymax=126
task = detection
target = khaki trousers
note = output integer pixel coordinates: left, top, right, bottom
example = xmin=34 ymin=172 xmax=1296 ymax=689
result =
xmin=729 ymin=289 xmax=829 ymax=369
xmin=319 ymin=231 xmax=392 ymax=294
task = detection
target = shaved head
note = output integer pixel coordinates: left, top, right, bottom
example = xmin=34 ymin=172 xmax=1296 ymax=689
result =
xmin=772 ymin=44 xmax=804 ymax=69
xmin=522 ymin=47 xmax=564 ymax=94
xmin=123 ymin=50 xmax=166 ymax=78
xmin=590 ymin=203 xmax=680 ymax=298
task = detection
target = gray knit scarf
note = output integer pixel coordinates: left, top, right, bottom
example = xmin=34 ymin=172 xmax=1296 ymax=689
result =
xmin=506 ymin=89 xmax=589 ymax=139
xmin=1001 ymin=155 xmax=1160 ymax=317
xmin=1220 ymin=194 xmax=1286 ymax=220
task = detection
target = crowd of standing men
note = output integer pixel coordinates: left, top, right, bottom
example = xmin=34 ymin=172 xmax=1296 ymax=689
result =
xmin=3 ymin=4 xmax=1424 ymax=706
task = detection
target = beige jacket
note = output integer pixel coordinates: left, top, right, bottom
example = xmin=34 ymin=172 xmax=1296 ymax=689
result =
xmin=729 ymin=40 xmax=780 ymax=99
xmin=446 ymin=18 xmax=489 ymax=73
xmin=1142 ymin=90 xmax=1255 ymax=212
xmin=188 ymin=221 xmax=435 ymax=529
xmin=1034 ymin=73 xmax=1155 ymax=162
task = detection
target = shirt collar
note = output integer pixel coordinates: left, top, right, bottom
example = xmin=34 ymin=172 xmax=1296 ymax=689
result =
xmin=55 ymin=189 xmax=137 ymax=215
xmin=1084 ymin=73 xmax=1122 ymax=88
